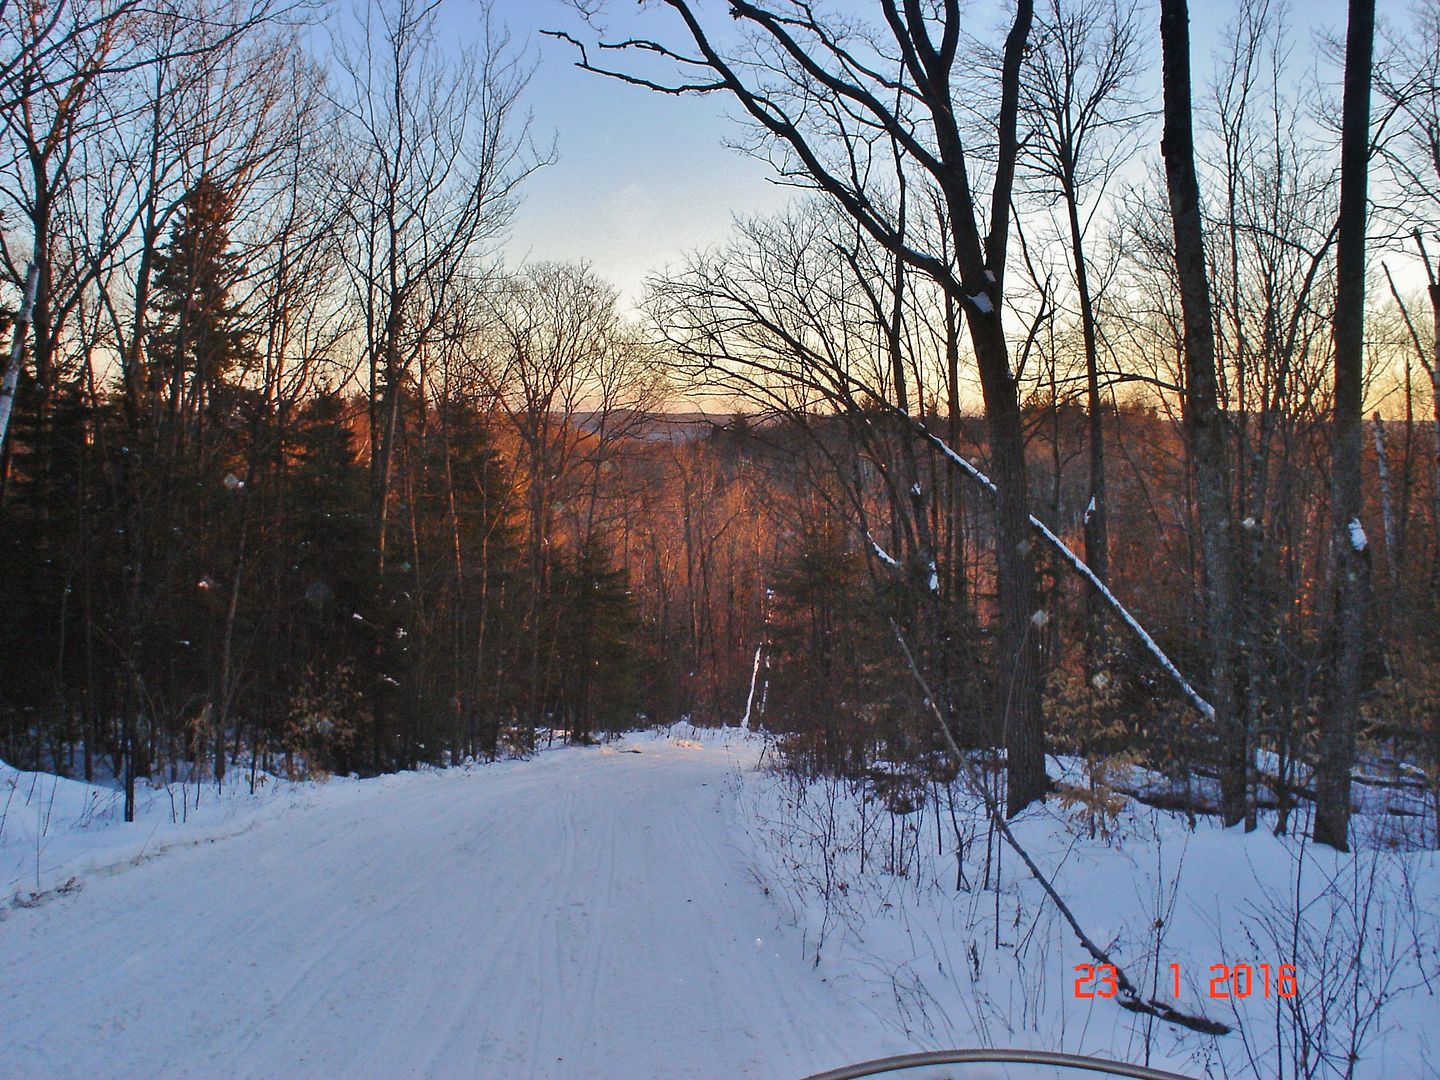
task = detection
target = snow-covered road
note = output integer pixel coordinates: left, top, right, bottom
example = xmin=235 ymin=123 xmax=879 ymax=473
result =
xmin=2 ymin=733 xmax=905 ymax=1079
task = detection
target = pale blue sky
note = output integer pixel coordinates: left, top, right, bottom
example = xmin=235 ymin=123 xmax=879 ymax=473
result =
xmin=459 ymin=0 xmax=794 ymax=308
xmin=447 ymin=0 xmax=1359 ymax=308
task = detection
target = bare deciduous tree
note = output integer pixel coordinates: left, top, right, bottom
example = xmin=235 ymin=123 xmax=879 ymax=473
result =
xmin=553 ymin=0 xmax=1050 ymax=814
xmin=1158 ymin=0 xmax=1245 ymax=828
xmin=333 ymin=0 xmax=541 ymax=574
xmin=1315 ymin=0 xmax=1375 ymax=852
xmin=1018 ymin=0 xmax=1145 ymax=668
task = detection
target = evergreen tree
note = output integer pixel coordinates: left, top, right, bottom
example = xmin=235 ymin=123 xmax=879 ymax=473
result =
xmin=286 ymin=390 xmax=379 ymax=773
xmin=416 ymin=395 xmax=523 ymax=760
xmin=147 ymin=175 xmax=254 ymax=443
xmin=766 ymin=517 xmax=910 ymax=775
xmin=555 ymin=543 xmax=642 ymax=743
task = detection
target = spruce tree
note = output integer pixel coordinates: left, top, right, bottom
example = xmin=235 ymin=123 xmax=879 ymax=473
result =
xmin=555 ymin=543 xmax=642 ymax=743
xmin=767 ymin=517 xmax=913 ymax=775
xmin=287 ymin=390 xmax=377 ymax=773
xmin=147 ymin=175 xmax=253 ymax=445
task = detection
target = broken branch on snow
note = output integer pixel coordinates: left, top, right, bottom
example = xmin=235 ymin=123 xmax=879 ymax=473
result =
xmin=890 ymin=623 xmax=1232 ymax=1037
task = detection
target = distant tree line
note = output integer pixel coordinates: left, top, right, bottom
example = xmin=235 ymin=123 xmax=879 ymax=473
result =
xmin=2 ymin=0 xmax=1438 ymax=852
xmin=565 ymin=0 xmax=1438 ymax=850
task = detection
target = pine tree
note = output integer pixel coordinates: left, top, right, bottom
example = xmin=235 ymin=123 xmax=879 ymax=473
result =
xmin=766 ymin=517 xmax=908 ymax=775
xmin=147 ymin=175 xmax=253 ymax=445
xmin=555 ymin=543 xmax=642 ymax=744
xmin=286 ymin=390 xmax=379 ymax=773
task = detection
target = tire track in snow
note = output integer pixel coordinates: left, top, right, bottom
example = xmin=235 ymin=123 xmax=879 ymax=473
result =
xmin=0 ymin=735 xmax=906 ymax=1079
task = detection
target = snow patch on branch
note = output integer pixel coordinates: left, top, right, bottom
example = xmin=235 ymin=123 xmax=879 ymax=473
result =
xmin=867 ymin=534 xmax=899 ymax=568
xmin=1347 ymin=518 xmax=1368 ymax=552
xmin=967 ymin=292 xmax=994 ymax=316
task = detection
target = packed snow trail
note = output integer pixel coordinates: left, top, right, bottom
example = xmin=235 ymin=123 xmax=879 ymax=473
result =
xmin=1 ymin=733 xmax=909 ymax=1079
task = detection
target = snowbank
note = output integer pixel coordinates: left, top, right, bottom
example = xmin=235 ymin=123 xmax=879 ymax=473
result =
xmin=733 ymin=751 xmax=1440 ymax=1078
xmin=1 ymin=758 xmax=466 ymax=904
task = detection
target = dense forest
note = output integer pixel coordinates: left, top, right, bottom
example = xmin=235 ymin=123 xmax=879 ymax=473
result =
xmin=0 ymin=0 xmax=1436 ymax=858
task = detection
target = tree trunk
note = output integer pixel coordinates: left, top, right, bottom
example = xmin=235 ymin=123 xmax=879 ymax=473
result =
xmin=971 ymin=315 xmax=1046 ymax=817
xmin=1159 ymin=0 xmax=1245 ymax=828
xmin=1373 ymin=415 xmax=1395 ymax=591
xmin=1428 ymin=278 xmax=1440 ymax=590
xmin=1316 ymin=0 xmax=1375 ymax=852
xmin=213 ymin=517 xmax=248 ymax=787
xmin=0 ymin=263 xmax=40 ymax=454
xmin=975 ymin=0 xmax=1045 ymax=818
xmin=1064 ymin=184 xmax=1109 ymax=669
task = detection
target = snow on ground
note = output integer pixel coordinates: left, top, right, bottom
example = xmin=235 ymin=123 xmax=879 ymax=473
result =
xmin=1 ymin=758 xmax=377 ymax=903
xmin=4 ymin=728 xmax=1437 ymax=1079
xmin=1 ymin=730 xmax=915 ymax=1080
xmin=736 ymin=748 xmax=1440 ymax=1079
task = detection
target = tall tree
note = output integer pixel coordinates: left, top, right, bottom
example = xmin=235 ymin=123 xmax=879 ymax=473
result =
xmin=1315 ymin=0 xmax=1375 ymax=852
xmin=556 ymin=0 xmax=1049 ymax=814
xmin=1019 ymin=0 xmax=1144 ymax=669
xmin=334 ymin=0 xmax=539 ymax=577
xmin=1157 ymin=0 xmax=1245 ymax=828
xmin=146 ymin=172 xmax=257 ymax=782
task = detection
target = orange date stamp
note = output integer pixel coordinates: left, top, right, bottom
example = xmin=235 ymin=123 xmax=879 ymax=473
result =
xmin=1073 ymin=962 xmax=1298 ymax=1000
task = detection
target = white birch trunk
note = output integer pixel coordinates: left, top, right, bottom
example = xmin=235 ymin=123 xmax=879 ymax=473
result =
xmin=0 ymin=263 xmax=41 ymax=454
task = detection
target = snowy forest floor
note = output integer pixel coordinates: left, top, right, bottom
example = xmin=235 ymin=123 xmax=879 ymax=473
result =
xmin=3 ymin=728 xmax=1437 ymax=1079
